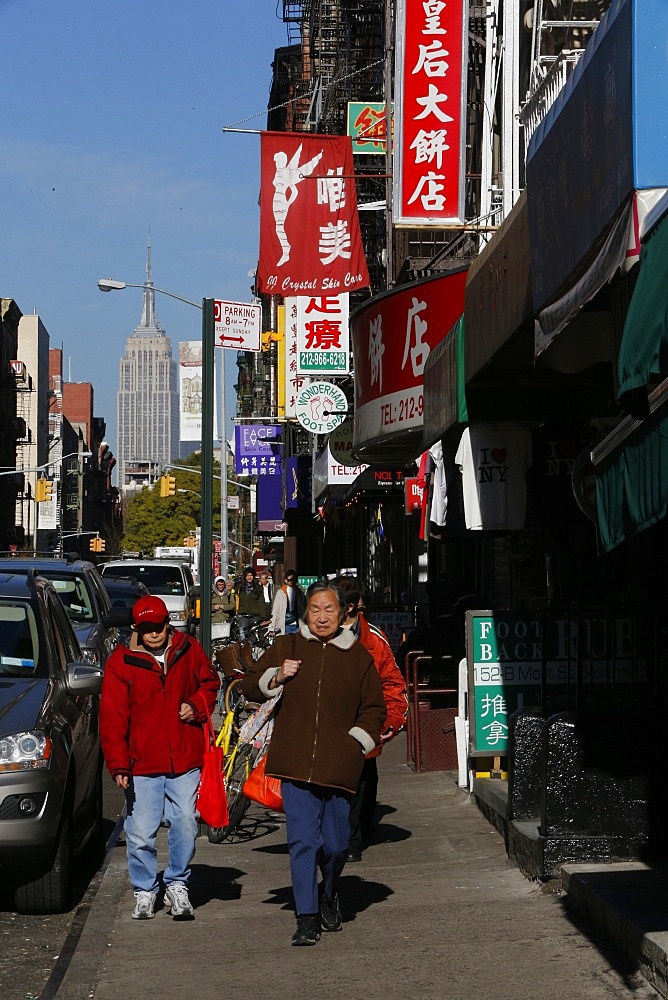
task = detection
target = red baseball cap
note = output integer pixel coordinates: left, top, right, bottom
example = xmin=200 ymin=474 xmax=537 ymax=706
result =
xmin=133 ymin=595 xmax=169 ymax=627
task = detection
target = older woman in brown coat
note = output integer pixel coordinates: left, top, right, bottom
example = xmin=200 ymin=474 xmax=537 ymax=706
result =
xmin=243 ymin=580 xmax=386 ymax=946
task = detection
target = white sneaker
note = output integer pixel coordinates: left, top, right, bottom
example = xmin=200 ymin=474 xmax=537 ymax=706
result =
xmin=164 ymin=882 xmax=194 ymax=920
xmin=132 ymin=890 xmax=157 ymax=920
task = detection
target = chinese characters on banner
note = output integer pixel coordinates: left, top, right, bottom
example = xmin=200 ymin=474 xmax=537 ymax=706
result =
xmin=393 ymin=0 xmax=467 ymax=226
xmin=234 ymin=424 xmax=282 ymax=477
xmin=296 ymin=294 xmax=349 ymax=375
xmin=257 ymin=132 xmax=370 ymax=296
xmin=283 ymin=298 xmax=308 ymax=418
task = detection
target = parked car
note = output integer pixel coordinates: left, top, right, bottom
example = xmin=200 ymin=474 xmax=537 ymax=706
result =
xmin=0 ymin=569 xmax=104 ymax=914
xmin=100 ymin=559 xmax=197 ymax=633
xmin=101 ymin=575 xmax=150 ymax=643
xmin=0 ymin=557 xmax=131 ymax=668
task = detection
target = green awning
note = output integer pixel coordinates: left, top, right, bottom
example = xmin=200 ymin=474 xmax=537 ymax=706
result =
xmin=422 ymin=313 xmax=468 ymax=447
xmin=595 ymin=404 xmax=668 ymax=552
xmin=618 ymin=211 xmax=668 ymax=418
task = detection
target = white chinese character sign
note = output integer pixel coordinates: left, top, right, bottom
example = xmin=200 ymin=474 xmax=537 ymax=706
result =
xmin=393 ymin=0 xmax=467 ymax=226
xmin=257 ymin=132 xmax=370 ymax=297
xmin=296 ymin=293 xmax=350 ymax=375
xmin=283 ymin=297 xmax=308 ymax=418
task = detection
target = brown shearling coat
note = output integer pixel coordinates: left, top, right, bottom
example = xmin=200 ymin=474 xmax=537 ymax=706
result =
xmin=243 ymin=626 xmax=386 ymax=794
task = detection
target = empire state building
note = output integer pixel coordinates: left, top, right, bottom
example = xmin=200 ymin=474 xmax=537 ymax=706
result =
xmin=117 ymin=242 xmax=178 ymax=489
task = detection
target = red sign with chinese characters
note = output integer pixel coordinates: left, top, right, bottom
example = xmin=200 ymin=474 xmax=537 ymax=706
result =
xmin=393 ymin=0 xmax=467 ymax=226
xmin=351 ymin=269 xmax=466 ymax=450
xmin=257 ymin=132 xmax=370 ymax=297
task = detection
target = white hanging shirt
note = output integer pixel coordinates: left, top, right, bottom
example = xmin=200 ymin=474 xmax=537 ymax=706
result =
xmin=455 ymin=423 xmax=533 ymax=530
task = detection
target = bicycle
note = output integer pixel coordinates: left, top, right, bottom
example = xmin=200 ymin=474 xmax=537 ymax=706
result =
xmin=207 ymin=689 xmax=280 ymax=843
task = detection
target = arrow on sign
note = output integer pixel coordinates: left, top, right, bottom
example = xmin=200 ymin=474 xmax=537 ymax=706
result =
xmin=217 ymin=335 xmax=244 ymax=345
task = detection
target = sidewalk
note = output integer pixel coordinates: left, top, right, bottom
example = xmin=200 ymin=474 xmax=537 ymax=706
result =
xmin=57 ymin=736 xmax=663 ymax=1000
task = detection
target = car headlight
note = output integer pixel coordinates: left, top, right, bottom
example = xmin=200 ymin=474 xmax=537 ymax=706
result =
xmin=81 ymin=647 xmax=101 ymax=666
xmin=169 ymin=611 xmax=186 ymax=622
xmin=0 ymin=732 xmax=52 ymax=771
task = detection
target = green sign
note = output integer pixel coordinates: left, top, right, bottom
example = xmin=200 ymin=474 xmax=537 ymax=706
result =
xmin=298 ymin=575 xmax=319 ymax=589
xmin=298 ymin=351 xmax=348 ymax=372
xmin=466 ymin=611 xmax=637 ymax=756
xmin=346 ymin=101 xmax=393 ymax=154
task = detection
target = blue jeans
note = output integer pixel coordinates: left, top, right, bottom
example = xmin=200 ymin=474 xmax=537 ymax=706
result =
xmin=124 ymin=770 xmax=200 ymax=893
xmin=282 ymin=780 xmax=351 ymax=915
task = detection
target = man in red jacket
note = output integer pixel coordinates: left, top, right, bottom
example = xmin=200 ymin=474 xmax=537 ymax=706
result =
xmin=100 ymin=595 xmax=219 ymax=920
xmin=335 ymin=577 xmax=408 ymax=862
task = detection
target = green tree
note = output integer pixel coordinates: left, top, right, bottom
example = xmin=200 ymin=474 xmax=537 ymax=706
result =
xmin=122 ymin=454 xmax=223 ymax=553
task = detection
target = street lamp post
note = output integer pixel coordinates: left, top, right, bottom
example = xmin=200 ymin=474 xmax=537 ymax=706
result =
xmin=98 ymin=278 xmax=218 ymax=653
xmin=0 ymin=450 xmax=92 ymax=477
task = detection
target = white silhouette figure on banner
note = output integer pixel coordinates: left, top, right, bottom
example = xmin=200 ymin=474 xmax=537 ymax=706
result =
xmin=272 ymin=145 xmax=323 ymax=266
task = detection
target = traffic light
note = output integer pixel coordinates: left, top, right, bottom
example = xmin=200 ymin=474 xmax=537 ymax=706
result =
xmin=160 ymin=474 xmax=176 ymax=497
xmin=89 ymin=538 xmax=99 ymax=552
xmin=98 ymin=538 xmax=106 ymax=552
xmin=35 ymin=478 xmax=53 ymax=502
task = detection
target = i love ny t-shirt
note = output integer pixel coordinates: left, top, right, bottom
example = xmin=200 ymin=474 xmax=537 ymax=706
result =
xmin=455 ymin=423 xmax=533 ymax=530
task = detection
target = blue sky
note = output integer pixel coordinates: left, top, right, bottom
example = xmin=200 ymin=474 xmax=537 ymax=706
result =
xmin=1 ymin=0 xmax=288 ymax=461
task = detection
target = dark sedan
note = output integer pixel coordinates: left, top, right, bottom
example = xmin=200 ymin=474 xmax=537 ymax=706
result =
xmin=0 ymin=570 xmax=104 ymax=914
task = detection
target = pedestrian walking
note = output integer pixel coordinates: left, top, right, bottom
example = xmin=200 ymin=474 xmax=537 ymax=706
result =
xmin=243 ymin=581 xmax=386 ymax=946
xmin=259 ymin=569 xmax=274 ymax=618
xmin=335 ymin=576 xmax=408 ymax=862
xmin=236 ymin=566 xmax=266 ymax=618
xmin=270 ymin=569 xmax=305 ymax=635
xmin=100 ymin=595 xmax=219 ymax=921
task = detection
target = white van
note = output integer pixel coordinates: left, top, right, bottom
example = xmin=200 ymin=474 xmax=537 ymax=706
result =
xmin=101 ymin=559 xmax=196 ymax=633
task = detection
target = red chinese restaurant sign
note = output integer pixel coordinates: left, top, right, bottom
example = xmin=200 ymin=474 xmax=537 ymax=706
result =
xmin=351 ymin=269 xmax=467 ymax=450
xmin=257 ymin=132 xmax=370 ymax=297
xmin=393 ymin=0 xmax=467 ymax=227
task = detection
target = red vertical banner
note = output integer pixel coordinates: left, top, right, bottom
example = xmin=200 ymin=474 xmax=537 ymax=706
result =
xmin=257 ymin=132 xmax=370 ymax=297
xmin=393 ymin=0 xmax=467 ymax=226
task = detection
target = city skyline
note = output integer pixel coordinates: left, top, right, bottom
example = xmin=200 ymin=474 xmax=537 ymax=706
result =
xmin=0 ymin=1 xmax=287 ymax=468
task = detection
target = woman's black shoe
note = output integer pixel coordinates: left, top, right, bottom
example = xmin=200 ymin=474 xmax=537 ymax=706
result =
xmin=292 ymin=914 xmax=321 ymax=946
xmin=320 ymin=891 xmax=342 ymax=932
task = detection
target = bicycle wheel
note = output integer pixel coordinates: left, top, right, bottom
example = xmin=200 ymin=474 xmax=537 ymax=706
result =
xmin=207 ymin=742 xmax=261 ymax=843
xmin=224 ymin=676 xmax=245 ymax=716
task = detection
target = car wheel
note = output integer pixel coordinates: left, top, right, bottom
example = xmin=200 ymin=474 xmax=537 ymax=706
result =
xmin=14 ymin=805 xmax=72 ymax=915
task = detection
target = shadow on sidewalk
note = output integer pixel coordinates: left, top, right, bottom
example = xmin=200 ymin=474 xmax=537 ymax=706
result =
xmin=189 ymin=863 xmax=245 ymax=905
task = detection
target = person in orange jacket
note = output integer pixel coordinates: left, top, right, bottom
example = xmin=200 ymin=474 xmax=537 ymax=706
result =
xmin=335 ymin=576 xmax=408 ymax=862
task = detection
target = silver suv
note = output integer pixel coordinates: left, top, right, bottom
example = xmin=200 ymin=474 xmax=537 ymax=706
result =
xmin=100 ymin=559 xmax=196 ymax=633
xmin=0 ymin=558 xmax=130 ymax=668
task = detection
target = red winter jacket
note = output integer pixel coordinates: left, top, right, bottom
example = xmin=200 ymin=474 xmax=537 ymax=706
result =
xmin=356 ymin=615 xmax=408 ymax=758
xmin=100 ymin=629 xmax=219 ymax=779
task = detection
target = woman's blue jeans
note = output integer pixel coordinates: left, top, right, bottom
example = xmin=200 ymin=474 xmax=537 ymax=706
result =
xmin=282 ymin=779 xmax=351 ymax=916
xmin=124 ymin=769 xmax=200 ymax=893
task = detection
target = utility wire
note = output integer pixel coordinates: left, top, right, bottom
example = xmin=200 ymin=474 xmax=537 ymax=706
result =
xmin=222 ymin=58 xmax=385 ymax=132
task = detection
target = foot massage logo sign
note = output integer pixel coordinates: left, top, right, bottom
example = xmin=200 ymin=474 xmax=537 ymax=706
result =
xmin=294 ymin=381 xmax=348 ymax=435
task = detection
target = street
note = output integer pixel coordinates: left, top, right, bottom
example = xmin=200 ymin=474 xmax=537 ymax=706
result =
xmin=0 ymin=774 xmax=125 ymax=1000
